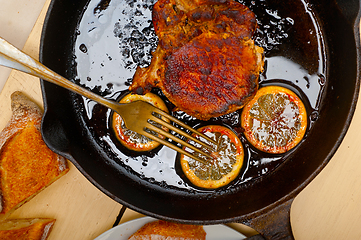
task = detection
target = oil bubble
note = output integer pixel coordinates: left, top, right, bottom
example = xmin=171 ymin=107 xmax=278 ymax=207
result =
xmin=79 ymin=43 xmax=88 ymax=53
xmin=310 ymin=111 xmax=319 ymax=121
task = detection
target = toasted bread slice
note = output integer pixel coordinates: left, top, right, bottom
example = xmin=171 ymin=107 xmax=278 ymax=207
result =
xmin=0 ymin=91 xmax=69 ymax=220
xmin=0 ymin=218 xmax=55 ymax=240
xmin=128 ymin=220 xmax=206 ymax=240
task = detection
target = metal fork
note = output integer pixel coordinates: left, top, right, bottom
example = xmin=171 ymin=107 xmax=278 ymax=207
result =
xmin=0 ymin=36 xmax=216 ymax=163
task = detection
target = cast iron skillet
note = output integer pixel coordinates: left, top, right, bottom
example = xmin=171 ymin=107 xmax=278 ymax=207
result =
xmin=40 ymin=0 xmax=361 ymax=238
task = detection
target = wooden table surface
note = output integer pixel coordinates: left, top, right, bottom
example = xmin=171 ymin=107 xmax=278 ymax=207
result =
xmin=1 ymin=0 xmax=361 ymax=239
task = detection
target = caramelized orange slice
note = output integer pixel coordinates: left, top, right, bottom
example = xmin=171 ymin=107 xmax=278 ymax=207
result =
xmin=241 ymin=85 xmax=307 ymax=154
xmin=180 ymin=125 xmax=244 ymax=189
xmin=112 ymin=93 xmax=169 ymax=152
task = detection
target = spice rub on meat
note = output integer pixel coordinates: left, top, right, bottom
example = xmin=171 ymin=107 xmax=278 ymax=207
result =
xmin=130 ymin=0 xmax=264 ymax=120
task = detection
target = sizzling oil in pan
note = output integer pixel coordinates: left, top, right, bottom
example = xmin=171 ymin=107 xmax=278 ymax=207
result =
xmin=73 ymin=0 xmax=326 ymax=190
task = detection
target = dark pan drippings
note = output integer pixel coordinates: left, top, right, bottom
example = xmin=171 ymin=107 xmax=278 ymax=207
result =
xmin=73 ymin=0 xmax=326 ymax=190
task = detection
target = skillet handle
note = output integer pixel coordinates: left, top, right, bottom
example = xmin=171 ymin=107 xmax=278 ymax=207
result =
xmin=242 ymin=198 xmax=294 ymax=240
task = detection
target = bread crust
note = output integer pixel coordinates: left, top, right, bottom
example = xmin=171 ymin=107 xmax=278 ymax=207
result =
xmin=0 ymin=92 xmax=69 ymax=220
xmin=0 ymin=218 xmax=55 ymax=240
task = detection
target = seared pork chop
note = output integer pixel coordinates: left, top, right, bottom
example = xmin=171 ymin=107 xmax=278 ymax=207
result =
xmin=130 ymin=0 xmax=264 ymax=120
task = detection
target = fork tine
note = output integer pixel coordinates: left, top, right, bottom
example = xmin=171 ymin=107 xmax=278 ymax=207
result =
xmin=151 ymin=107 xmax=217 ymax=145
xmin=144 ymin=121 xmax=213 ymax=160
xmin=148 ymin=114 xmax=215 ymax=152
xmin=139 ymin=128 xmax=208 ymax=164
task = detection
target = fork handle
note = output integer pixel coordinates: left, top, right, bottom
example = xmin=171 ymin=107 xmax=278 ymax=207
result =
xmin=0 ymin=36 xmax=119 ymax=111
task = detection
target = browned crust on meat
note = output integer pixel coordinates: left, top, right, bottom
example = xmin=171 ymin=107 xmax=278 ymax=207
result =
xmin=163 ymin=33 xmax=263 ymax=120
